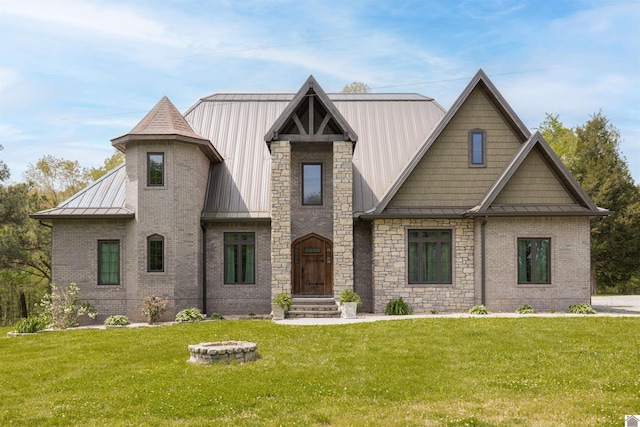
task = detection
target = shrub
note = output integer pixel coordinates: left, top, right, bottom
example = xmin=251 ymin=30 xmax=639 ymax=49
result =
xmin=141 ymin=295 xmax=169 ymax=324
xmin=272 ymin=293 xmax=292 ymax=310
xmin=104 ymin=315 xmax=130 ymax=326
xmin=175 ymin=308 xmax=205 ymax=323
xmin=14 ymin=315 xmax=48 ymax=333
xmin=210 ymin=312 xmax=224 ymax=320
xmin=38 ymin=283 xmax=97 ymax=330
xmin=568 ymin=303 xmax=596 ymax=314
xmin=385 ymin=297 xmax=413 ymax=315
xmin=469 ymin=305 xmax=491 ymax=315
xmin=516 ymin=304 xmax=536 ymax=314
xmin=339 ymin=289 xmax=362 ymax=306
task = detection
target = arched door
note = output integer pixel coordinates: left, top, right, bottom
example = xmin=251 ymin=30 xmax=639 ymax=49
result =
xmin=292 ymin=234 xmax=333 ymax=295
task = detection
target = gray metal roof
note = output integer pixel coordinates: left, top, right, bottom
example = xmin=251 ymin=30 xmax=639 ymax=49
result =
xmin=31 ymin=164 xmax=133 ymax=219
xmin=185 ymin=90 xmax=446 ymax=218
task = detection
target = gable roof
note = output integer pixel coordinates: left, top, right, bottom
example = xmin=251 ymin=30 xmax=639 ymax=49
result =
xmin=111 ymin=96 xmax=222 ymax=162
xmin=186 ymin=91 xmax=446 ymax=219
xmin=370 ymin=69 xmax=531 ymax=215
xmin=264 ymin=75 xmax=358 ymax=144
xmin=467 ymin=131 xmax=609 ymax=216
xmin=31 ymin=164 xmax=134 ymax=219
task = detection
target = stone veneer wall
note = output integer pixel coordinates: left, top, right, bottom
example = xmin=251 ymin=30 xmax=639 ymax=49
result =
xmin=372 ymin=218 xmax=475 ymax=313
xmin=332 ymin=141 xmax=354 ymax=297
xmin=270 ymin=141 xmax=292 ymax=298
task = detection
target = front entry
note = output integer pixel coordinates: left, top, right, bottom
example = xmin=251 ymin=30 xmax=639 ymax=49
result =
xmin=292 ymin=234 xmax=333 ymax=295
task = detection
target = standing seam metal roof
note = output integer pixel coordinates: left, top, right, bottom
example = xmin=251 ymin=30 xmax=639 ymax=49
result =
xmin=185 ymin=92 xmax=446 ymax=217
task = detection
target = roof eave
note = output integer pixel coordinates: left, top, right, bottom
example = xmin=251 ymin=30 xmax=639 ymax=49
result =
xmin=111 ymin=134 xmax=222 ymax=163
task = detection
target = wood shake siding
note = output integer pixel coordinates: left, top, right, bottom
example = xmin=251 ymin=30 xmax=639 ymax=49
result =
xmin=389 ymin=87 xmax=523 ymax=207
xmin=493 ymin=148 xmax=575 ymax=205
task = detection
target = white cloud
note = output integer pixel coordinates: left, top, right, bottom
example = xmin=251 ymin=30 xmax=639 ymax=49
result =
xmin=0 ymin=0 xmax=185 ymax=47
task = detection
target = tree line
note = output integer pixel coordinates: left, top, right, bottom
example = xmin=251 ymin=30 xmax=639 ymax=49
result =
xmin=0 ymin=149 xmax=123 ymax=325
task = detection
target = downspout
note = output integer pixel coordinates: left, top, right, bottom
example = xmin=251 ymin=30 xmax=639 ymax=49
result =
xmin=201 ymin=222 xmax=207 ymax=316
xmin=481 ymin=216 xmax=488 ymax=306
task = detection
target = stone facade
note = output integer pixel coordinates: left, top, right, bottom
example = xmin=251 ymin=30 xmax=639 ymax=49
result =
xmin=332 ymin=141 xmax=354 ymax=297
xmin=270 ymin=140 xmax=292 ymax=298
xmin=372 ymin=218 xmax=475 ymax=313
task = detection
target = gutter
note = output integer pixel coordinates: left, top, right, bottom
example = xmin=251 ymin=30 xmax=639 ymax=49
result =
xmin=201 ymin=222 xmax=207 ymax=316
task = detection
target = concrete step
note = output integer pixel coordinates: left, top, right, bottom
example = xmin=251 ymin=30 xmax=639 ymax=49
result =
xmin=286 ymin=310 xmax=341 ymax=319
xmin=291 ymin=297 xmax=336 ymax=305
xmin=287 ymin=296 xmax=340 ymax=318
xmin=289 ymin=304 xmax=339 ymax=312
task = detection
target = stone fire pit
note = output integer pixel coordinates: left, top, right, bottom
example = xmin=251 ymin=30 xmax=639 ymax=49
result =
xmin=188 ymin=341 xmax=258 ymax=365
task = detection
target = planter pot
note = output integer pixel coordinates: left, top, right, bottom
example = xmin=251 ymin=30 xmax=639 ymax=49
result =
xmin=271 ymin=303 xmax=286 ymax=320
xmin=341 ymin=302 xmax=358 ymax=319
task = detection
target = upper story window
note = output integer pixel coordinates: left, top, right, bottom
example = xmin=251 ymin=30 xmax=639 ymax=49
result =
xmin=98 ymin=240 xmax=120 ymax=285
xmin=408 ymin=230 xmax=452 ymax=284
xmin=469 ymin=129 xmax=486 ymax=167
xmin=518 ymin=238 xmax=550 ymax=284
xmin=147 ymin=153 xmax=164 ymax=186
xmin=148 ymin=234 xmax=164 ymax=272
xmin=302 ymin=163 xmax=322 ymax=205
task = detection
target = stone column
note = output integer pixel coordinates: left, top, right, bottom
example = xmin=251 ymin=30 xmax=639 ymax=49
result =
xmin=332 ymin=140 xmax=354 ymax=297
xmin=270 ymin=141 xmax=291 ymax=298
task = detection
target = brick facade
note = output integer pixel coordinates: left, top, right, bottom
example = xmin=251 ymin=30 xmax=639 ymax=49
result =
xmin=205 ymin=222 xmax=271 ymax=315
xmin=479 ymin=216 xmax=591 ymax=312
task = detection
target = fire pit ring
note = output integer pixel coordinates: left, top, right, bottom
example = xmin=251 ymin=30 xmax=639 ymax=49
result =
xmin=188 ymin=341 xmax=258 ymax=365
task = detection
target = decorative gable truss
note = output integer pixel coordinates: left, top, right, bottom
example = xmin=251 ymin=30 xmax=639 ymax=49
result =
xmin=264 ymin=75 xmax=358 ymax=144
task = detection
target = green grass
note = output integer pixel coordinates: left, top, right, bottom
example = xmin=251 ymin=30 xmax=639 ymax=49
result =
xmin=1 ymin=318 xmax=638 ymax=426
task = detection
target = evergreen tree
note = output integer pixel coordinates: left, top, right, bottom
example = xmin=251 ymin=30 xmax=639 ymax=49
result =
xmin=541 ymin=112 xmax=640 ymax=291
xmin=574 ymin=112 xmax=640 ymax=290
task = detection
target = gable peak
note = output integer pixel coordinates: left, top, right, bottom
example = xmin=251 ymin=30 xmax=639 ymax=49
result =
xmin=264 ymin=76 xmax=358 ymax=144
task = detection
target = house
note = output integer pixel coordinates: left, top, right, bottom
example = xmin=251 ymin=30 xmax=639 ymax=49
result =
xmin=32 ymin=70 xmax=608 ymax=321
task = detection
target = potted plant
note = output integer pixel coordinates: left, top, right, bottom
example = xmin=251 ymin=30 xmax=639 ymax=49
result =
xmin=339 ymin=289 xmax=362 ymax=319
xmin=271 ymin=293 xmax=291 ymax=320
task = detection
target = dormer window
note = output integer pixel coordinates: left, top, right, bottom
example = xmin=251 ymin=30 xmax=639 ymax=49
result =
xmin=147 ymin=153 xmax=164 ymax=186
xmin=302 ymin=163 xmax=322 ymax=205
xmin=469 ymin=129 xmax=486 ymax=167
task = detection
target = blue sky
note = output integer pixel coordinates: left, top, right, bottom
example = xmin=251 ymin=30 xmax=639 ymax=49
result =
xmin=1 ymin=0 xmax=639 ymax=184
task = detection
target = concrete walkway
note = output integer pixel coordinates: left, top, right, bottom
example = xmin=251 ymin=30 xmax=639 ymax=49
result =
xmin=275 ymin=295 xmax=640 ymax=326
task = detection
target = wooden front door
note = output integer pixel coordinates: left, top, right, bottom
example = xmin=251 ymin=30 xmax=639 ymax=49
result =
xmin=292 ymin=234 xmax=333 ymax=295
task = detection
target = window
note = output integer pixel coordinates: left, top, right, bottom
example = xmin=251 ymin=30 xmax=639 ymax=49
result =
xmin=98 ymin=240 xmax=119 ymax=285
xmin=408 ymin=230 xmax=452 ymax=284
xmin=224 ymin=233 xmax=255 ymax=284
xmin=302 ymin=163 xmax=322 ymax=205
xmin=147 ymin=153 xmax=164 ymax=186
xmin=518 ymin=238 xmax=550 ymax=284
xmin=469 ymin=129 xmax=486 ymax=167
xmin=148 ymin=235 xmax=164 ymax=272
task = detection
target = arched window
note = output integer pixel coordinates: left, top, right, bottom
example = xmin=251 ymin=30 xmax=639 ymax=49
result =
xmin=147 ymin=234 xmax=164 ymax=272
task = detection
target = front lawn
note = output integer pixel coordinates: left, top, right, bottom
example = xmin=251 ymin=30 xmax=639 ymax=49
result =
xmin=1 ymin=318 xmax=638 ymax=426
